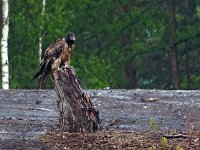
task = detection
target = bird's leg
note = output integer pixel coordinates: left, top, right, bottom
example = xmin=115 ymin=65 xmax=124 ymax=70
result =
xmin=57 ymin=65 xmax=68 ymax=70
xmin=57 ymin=66 xmax=63 ymax=71
xmin=62 ymin=63 xmax=74 ymax=69
xmin=63 ymin=63 xmax=70 ymax=68
xmin=57 ymin=62 xmax=67 ymax=70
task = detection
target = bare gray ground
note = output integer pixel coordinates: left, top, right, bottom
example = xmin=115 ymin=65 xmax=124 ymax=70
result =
xmin=0 ymin=89 xmax=200 ymax=149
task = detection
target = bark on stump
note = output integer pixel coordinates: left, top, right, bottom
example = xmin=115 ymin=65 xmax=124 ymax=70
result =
xmin=52 ymin=67 xmax=100 ymax=132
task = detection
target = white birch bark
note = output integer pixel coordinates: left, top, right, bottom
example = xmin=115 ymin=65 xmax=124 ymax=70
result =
xmin=1 ymin=0 xmax=9 ymax=89
xmin=39 ymin=0 xmax=46 ymax=61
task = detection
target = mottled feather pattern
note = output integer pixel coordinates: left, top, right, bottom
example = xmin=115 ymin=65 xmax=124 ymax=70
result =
xmin=33 ymin=38 xmax=74 ymax=89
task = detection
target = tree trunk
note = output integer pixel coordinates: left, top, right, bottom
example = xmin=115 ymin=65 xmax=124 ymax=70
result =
xmin=168 ymin=0 xmax=179 ymax=89
xmin=125 ymin=60 xmax=137 ymax=89
xmin=52 ymin=67 xmax=100 ymax=132
xmin=38 ymin=0 xmax=46 ymax=61
xmin=185 ymin=42 xmax=191 ymax=89
xmin=1 ymin=0 xmax=9 ymax=89
xmin=119 ymin=32 xmax=138 ymax=89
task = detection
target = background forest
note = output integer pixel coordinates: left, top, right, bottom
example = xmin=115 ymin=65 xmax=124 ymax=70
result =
xmin=0 ymin=0 xmax=200 ymax=89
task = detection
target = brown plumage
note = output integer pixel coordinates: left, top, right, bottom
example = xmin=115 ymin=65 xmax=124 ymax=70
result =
xmin=33 ymin=32 xmax=75 ymax=89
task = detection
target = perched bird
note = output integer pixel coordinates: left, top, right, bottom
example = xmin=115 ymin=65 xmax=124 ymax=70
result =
xmin=33 ymin=32 xmax=76 ymax=89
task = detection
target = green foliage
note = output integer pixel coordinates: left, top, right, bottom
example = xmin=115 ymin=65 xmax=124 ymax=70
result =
xmin=176 ymin=146 xmax=184 ymax=150
xmin=0 ymin=0 xmax=200 ymax=89
xmin=160 ymin=137 xmax=168 ymax=150
xmin=72 ymin=54 xmax=112 ymax=88
xmin=149 ymin=117 xmax=159 ymax=131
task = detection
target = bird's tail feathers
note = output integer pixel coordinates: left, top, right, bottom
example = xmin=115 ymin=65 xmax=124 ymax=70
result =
xmin=33 ymin=61 xmax=46 ymax=80
xmin=36 ymin=73 xmax=50 ymax=89
xmin=33 ymin=71 xmax=41 ymax=80
xmin=35 ymin=58 xmax=54 ymax=89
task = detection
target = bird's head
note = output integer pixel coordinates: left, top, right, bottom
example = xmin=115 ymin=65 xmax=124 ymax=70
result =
xmin=65 ymin=32 xmax=75 ymax=46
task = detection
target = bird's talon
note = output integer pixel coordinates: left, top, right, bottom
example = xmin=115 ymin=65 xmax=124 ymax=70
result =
xmin=62 ymin=64 xmax=72 ymax=69
xmin=57 ymin=67 xmax=62 ymax=71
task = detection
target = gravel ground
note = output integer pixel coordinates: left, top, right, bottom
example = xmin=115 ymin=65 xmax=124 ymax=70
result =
xmin=0 ymin=89 xmax=199 ymax=149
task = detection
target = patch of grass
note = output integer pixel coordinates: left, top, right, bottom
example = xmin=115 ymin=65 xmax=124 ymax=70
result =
xmin=149 ymin=117 xmax=159 ymax=131
xmin=160 ymin=137 xmax=168 ymax=149
xmin=147 ymin=147 xmax=153 ymax=150
xmin=176 ymin=146 xmax=184 ymax=150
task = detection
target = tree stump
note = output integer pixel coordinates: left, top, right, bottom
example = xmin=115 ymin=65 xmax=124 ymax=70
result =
xmin=52 ymin=67 xmax=100 ymax=132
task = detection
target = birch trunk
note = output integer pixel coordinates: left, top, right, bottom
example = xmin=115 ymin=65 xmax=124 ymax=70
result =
xmin=1 ymin=0 xmax=9 ymax=89
xmin=39 ymin=0 xmax=46 ymax=61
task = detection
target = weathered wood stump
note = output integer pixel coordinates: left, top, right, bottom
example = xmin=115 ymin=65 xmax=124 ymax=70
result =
xmin=52 ymin=67 xmax=100 ymax=132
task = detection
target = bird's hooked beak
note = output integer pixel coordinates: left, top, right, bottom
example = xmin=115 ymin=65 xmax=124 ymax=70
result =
xmin=66 ymin=32 xmax=76 ymax=47
xmin=69 ymin=36 xmax=75 ymax=41
xmin=67 ymin=32 xmax=76 ymax=42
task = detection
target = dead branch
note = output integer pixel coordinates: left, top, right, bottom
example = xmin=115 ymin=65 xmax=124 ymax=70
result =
xmin=163 ymin=134 xmax=189 ymax=139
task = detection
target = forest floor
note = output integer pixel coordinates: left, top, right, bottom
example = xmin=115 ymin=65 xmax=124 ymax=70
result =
xmin=0 ymin=89 xmax=199 ymax=149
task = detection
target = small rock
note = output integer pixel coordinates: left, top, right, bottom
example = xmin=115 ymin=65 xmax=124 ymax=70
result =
xmin=194 ymin=138 xmax=199 ymax=142
xmin=36 ymin=100 xmax=42 ymax=104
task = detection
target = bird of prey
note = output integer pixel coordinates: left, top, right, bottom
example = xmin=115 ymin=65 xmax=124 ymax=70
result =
xmin=33 ymin=32 xmax=76 ymax=89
